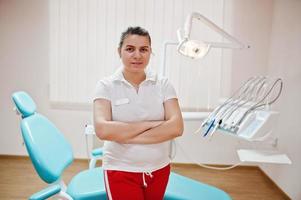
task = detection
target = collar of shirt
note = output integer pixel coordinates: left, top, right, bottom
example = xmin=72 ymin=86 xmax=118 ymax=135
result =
xmin=111 ymin=67 xmax=157 ymax=86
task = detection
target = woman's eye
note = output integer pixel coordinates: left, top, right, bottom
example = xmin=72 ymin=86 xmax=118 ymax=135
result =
xmin=126 ymin=47 xmax=134 ymax=52
xmin=140 ymin=48 xmax=149 ymax=53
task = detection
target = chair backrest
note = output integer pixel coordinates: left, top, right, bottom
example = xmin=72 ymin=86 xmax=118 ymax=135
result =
xmin=12 ymin=91 xmax=73 ymax=184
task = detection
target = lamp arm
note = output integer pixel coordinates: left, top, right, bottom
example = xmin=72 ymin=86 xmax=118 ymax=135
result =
xmin=208 ymin=42 xmax=247 ymax=49
xmin=161 ymin=41 xmax=178 ymax=76
xmin=177 ymin=29 xmax=184 ymax=43
xmin=184 ymin=12 xmax=248 ymax=49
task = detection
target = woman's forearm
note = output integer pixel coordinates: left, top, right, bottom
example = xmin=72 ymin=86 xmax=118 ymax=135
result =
xmin=94 ymin=120 xmax=162 ymax=143
xmin=124 ymin=116 xmax=184 ymax=144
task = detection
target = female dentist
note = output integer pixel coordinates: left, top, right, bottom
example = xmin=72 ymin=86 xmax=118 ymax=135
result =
xmin=93 ymin=26 xmax=184 ymax=200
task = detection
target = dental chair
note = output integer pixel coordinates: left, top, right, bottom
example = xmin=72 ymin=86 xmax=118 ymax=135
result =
xmin=12 ymin=91 xmax=231 ymax=200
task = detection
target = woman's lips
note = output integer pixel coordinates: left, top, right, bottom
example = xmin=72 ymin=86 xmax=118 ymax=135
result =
xmin=131 ymin=62 xmax=144 ymax=68
xmin=131 ymin=62 xmax=143 ymax=65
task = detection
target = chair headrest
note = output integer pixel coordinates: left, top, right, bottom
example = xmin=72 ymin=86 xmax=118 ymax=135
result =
xmin=12 ymin=91 xmax=36 ymax=118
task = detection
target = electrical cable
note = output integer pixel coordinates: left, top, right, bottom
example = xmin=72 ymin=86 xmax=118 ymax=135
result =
xmin=175 ymin=140 xmax=242 ymax=170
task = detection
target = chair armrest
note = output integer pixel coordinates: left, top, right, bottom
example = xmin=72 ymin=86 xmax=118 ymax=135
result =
xmin=29 ymin=184 xmax=61 ymax=200
xmin=89 ymin=147 xmax=103 ymax=169
xmin=91 ymin=148 xmax=103 ymax=157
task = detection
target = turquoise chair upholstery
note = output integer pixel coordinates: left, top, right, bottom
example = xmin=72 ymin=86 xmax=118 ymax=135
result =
xmin=21 ymin=113 xmax=73 ymax=183
xmin=67 ymin=167 xmax=107 ymax=200
xmin=12 ymin=91 xmax=36 ymax=118
xmin=13 ymin=91 xmax=73 ymax=183
xmin=29 ymin=185 xmax=61 ymax=200
xmin=12 ymin=91 xmax=231 ymax=200
xmin=12 ymin=91 xmax=106 ymax=199
xmin=165 ymin=172 xmax=231 ymax=200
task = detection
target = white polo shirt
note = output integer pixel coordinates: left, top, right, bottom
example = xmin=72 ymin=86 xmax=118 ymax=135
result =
xmin=94 ymin=67 xmax=177 ymax=172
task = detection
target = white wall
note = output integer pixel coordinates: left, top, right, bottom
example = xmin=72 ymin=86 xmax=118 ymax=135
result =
xmin=228 ymin=0 xmax=273 ymax=89
xmin=262 ymin=1 xmax=301 ymax=199
xmin=0 ymin=0 xmax=92 ymax=158
xmin=174 ymin=0 xmax=274 ymax=165
xmin=1 ymin=0 xmax=299 ymax=198
xmin=0 ymin=0 xmax=273 ymax=162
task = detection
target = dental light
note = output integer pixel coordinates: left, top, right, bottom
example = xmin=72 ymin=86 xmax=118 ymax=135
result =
xmin=177 ymin=12 xmax=249 ymax=59
xmin=160 ymin=12 xmax=250 ymax=75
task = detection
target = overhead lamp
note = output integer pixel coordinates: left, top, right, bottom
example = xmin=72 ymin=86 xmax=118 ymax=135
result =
xmin=177 ymin=12 xmax=249 ymax=59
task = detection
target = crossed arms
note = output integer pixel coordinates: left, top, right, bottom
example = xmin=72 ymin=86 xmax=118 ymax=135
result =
xmin=93 ymin=98 xmax=184 ymax=144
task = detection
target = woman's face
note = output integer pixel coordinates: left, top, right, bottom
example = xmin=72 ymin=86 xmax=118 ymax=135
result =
xmin=119 ymin=34 xmax=151 ymax=73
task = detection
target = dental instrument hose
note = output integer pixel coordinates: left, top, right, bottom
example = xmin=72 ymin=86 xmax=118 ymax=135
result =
xmin=185 ymin=77 xmax=283 ymax=170
xmin=175 ymin=140 xmax=242 ymax=170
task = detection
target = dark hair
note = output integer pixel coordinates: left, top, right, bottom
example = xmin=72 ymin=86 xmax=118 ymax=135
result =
xmin=119 ymin=26 xmax=151 ymax=49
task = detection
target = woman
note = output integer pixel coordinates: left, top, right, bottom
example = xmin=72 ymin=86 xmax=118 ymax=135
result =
xmin=93 ymin=26 xmax=184 ymax=200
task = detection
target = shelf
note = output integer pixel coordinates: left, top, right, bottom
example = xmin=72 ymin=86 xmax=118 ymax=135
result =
xmin=237 ymin=149 xmax=292 ymax=164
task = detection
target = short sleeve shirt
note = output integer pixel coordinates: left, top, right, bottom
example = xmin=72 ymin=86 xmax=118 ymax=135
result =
xmin=94 ymin=67 xmax=177 ymax=172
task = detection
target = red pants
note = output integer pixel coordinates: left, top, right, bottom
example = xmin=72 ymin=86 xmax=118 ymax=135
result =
xmin=104 ymin=164 xmax=170 ymax=200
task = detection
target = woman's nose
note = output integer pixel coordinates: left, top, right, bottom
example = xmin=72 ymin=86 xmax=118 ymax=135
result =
xmin=133 ymin=50 xmax=142 ymax=59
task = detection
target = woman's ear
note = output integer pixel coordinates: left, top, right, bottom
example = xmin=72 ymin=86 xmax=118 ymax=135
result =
xmin=118 ymin=48 xmax=121 ymax=58
xmin=150 ymin=47 xmax=155 ymax=56
xmin=151 ymin=48 xmax=155 ymax=56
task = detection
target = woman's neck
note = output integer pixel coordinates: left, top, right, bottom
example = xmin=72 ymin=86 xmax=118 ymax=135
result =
xmin=122 ymin=69 xmax=146 ymax=86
